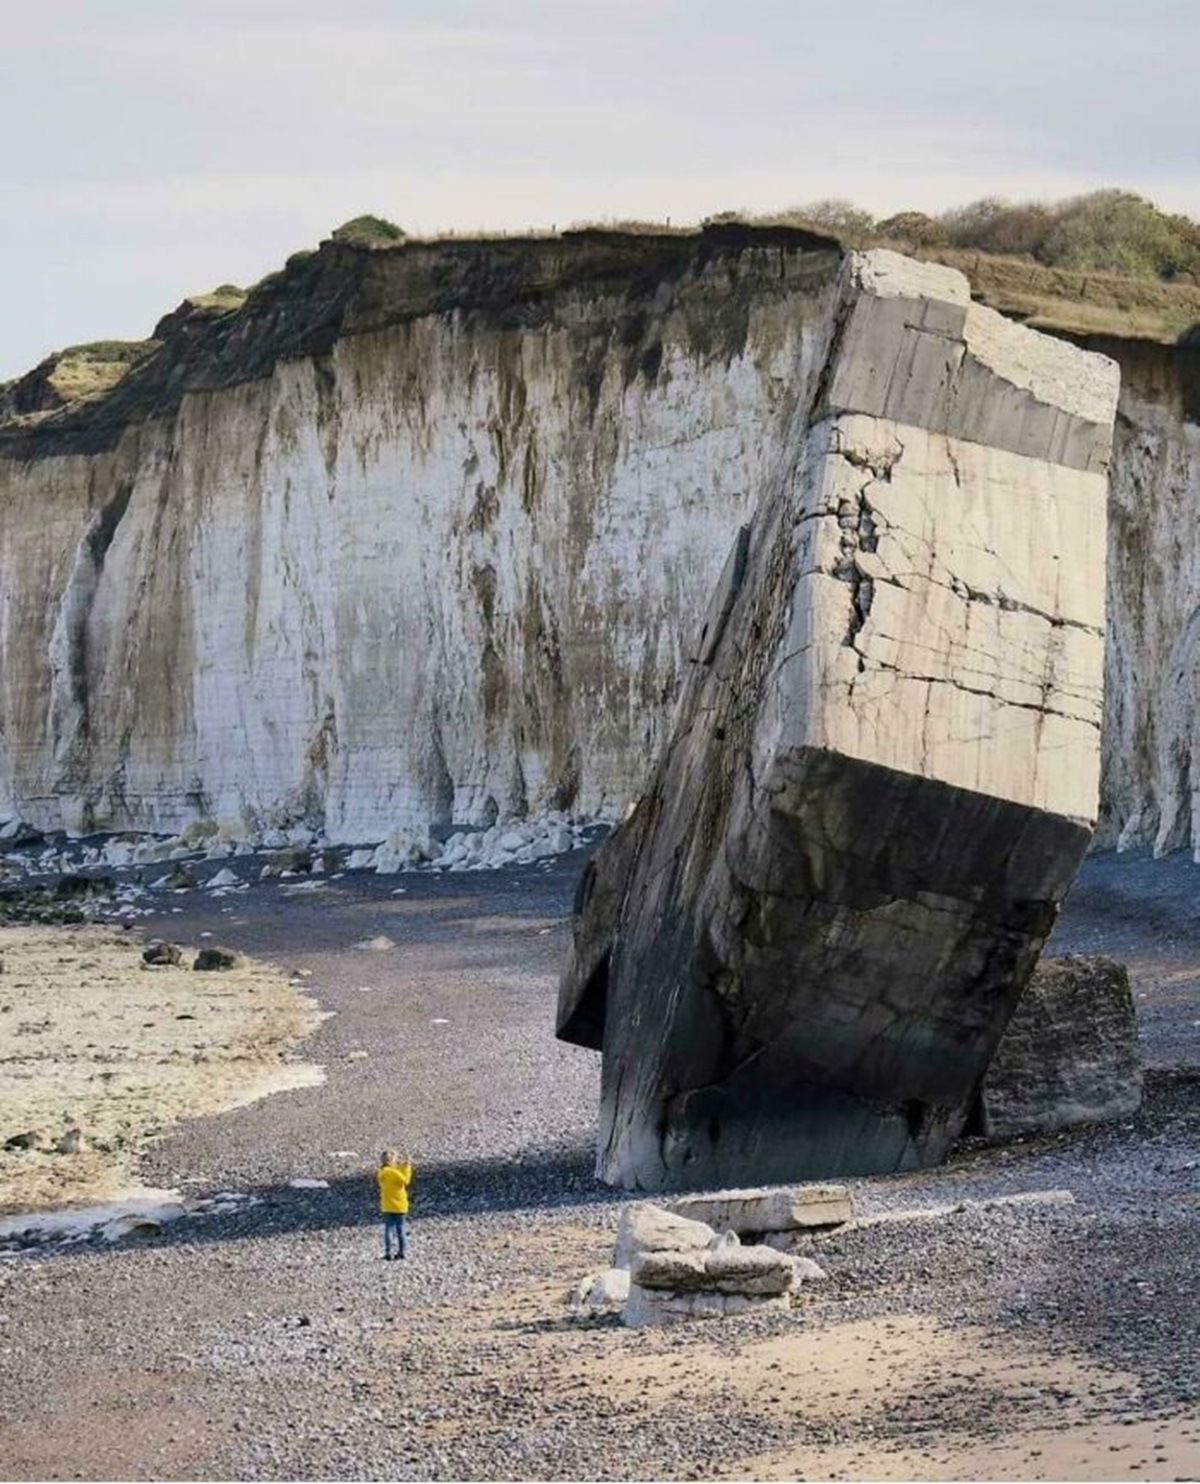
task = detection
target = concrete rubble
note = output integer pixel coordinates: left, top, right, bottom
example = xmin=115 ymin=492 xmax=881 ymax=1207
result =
xmin=977 ymin=955 xmax=1143 ymax=1138
xmin=574 ymin=1185 xmax=846 ymax=1325
xmin=559 ymin=249 xmax=1122 ymax=1193
xmin=665 ymin=1183 xmax=851 ymax=1234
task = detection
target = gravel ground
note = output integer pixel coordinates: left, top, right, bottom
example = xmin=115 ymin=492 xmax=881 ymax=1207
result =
xmin=0 ymin=845 xmax=1197 ymax=1480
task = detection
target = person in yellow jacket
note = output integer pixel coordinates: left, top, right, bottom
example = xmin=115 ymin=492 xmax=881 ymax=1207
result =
xmin=377 ymin=1150 xmax=413 ymax=1261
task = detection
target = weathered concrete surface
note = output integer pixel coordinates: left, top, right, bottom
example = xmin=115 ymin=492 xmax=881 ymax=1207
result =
xmin=666 ymin=1184 xmax=851 ymax=1234
xmin=978 ymin=955 xmax=1143 ymax=1138
xmin=559 ymin=250 xmax=1120 ymax=1192
xmin=621 ymin=1228 xmax=802 ymax=1326
xmin=612 ymin=1201 xmax=716 ymax=1269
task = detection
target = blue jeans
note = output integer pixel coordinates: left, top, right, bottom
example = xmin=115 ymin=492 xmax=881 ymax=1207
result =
xmin=383 ymin=1212 xmax=407 ymax=1258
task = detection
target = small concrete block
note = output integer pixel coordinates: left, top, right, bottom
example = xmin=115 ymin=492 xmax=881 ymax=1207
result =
xmin=667 ymin=1184 xmax=852 ymax=1234
xmin=612 ymin=1202 xmax=715 ymax=1269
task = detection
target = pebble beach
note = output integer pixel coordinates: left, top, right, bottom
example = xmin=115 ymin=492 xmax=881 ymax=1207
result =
xmin=0 ymin=844 xmax=1196 ymax=1480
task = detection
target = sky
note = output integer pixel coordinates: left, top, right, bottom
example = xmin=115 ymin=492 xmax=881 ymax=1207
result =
xmin=3 ymin=0 xmax=1198 ymax=379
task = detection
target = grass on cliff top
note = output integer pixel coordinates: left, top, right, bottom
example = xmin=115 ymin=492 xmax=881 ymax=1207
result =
xmin=186 ymin=284 xmax=247 ymax=312
xmin=46 ymin=339 xmax=160 ymax=401
xmin=916 ymin=249 xmax=1200 ymax=342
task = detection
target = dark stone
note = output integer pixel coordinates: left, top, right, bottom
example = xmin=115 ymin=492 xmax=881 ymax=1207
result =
xmin=977 ymin=955 xmax=1143 ymax=1138
xmin=142 ymin=940 xmax=182 ymax=966
xmin=54 ymin=873 xmax=115 ymax=900
xmin=193 ymin=947 xmax=239 ymax=971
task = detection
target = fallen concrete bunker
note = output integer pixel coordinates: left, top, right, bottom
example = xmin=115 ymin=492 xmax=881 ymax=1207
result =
xmin=558 ymin=249 xmax=1121 ymax=1192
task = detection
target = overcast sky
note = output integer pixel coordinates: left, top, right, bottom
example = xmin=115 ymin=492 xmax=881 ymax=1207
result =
xmin=3 ymin=0 xmax=1197 ymax=379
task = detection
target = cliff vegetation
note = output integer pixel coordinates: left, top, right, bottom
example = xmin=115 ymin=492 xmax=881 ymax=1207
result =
xmin=4 ymin=194 xmax=1198 ymax=454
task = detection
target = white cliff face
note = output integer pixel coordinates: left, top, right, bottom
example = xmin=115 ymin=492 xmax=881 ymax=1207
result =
xmin=2 ymin=229 xmax=1197 ymax=859
xmin=0 ymin=239 xmax=843 ymax=840
xmin=1100 ymin=356 xmax=1200 ymax=856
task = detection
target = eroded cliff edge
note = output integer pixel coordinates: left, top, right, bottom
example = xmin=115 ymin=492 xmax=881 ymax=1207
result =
xmin=1 ymin=225 xmax=1198 ymax=853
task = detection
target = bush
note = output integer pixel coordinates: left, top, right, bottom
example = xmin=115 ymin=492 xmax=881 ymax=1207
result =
xmin=875 ymin=211 xmax=949 ymax=248
xmin=924 ymin=189 xmax=1200 ymax=282
xmin=330 ymin=215 xmax=407 ymax=248
xmin=1037 ymin=191 xmax=1200 ymax=279
xmin=774 ymin=199 xmax=876 ymax=238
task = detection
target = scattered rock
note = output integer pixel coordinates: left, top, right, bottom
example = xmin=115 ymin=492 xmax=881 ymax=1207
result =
xmin=55 ymin=1128 xmax=85 ymax=1155
xmin=3 ymin=1130 xmax=41 ymax=1152
xmin=141 ymin=939 xmax=182 ymax=966
xmin=54 ymin=873 xmax=115 ymax=900
xmin=193 ymin=947 xmax=239 ymax=971
xmin=354 ymin=935 xmax=396 ymax=952
xmin=571 ymin=1267 xmax=631 ymax=1315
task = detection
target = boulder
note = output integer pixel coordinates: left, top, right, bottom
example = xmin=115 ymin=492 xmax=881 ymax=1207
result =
xmin=977 ymin=956 xmax=1142 ymax=1138
xmin=571 ymin=1267 xmax=632 ymax=1315
xmin=558 ymin=250 xmax=1120 ymax=1192
xmin=667 ymin=1184 xmax=851 ymax=1234
xmin=54 ymin=873 xmax=114 ymax=900
xmin=142 ymin=939 xmax=182 ymax=966
xmin=632 ymin=1244 xmax=797 ymax=1297
xmin=193 ymin=947 xmax=239 ymax=971
xmin=612 ymin=1202 xmax=716 ymax=1269
xmin=3 ymin=1130 xmax=41 ymax=1152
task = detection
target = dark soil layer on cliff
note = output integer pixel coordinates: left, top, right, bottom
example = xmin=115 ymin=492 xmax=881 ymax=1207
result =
xmin=0 ymin=848 xmax=1196 ymax=1480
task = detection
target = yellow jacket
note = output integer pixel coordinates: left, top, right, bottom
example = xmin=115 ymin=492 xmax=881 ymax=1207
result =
xmin=377 ymin=1160 xmax=413 ymax=1214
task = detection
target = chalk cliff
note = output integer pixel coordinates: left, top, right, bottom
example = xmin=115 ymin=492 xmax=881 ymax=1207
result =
xmin=0 ymin=228 xmax=841 ymax=840
xmin=0 ymin=227 xmax=1198 ymax=854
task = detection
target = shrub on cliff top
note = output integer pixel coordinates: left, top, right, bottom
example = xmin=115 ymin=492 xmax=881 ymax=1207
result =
xmin=935 ymin=190 xmax=1200 ymax=281
xmin=331 ymin=215 xmax=407 ymax=248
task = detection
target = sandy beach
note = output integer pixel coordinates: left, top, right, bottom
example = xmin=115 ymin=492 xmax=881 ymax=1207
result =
xmin=0 ymin=923 xmax=323 ymax=1216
